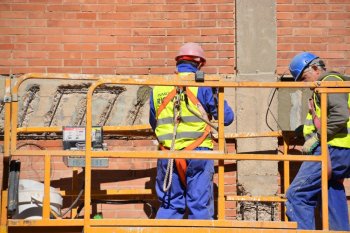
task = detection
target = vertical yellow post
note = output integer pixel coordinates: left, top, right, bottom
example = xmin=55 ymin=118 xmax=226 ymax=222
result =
xmin=71 ymin=168 xmax=79 ymax=218
xmin=283 ymin=135 xmax=290 ymax=221
xmin=10 ymin=90 xmax=18 ymax=155
xmin=42 ymin=153 xmax=51 ymax=220
xmin=1 ymin=77 xmax=11 ymax=228
xmin=0 ymin=191 xmax=8 ymax=233
xmin=84 ymin=83 xmax=96 ymax=233
xmin=217 ymin=87 xmax=225 ymax=219
xmin=320 ymin=92 xmax=329 ymax=230
xmin=3 ymin=77 xmax=11 ymax=181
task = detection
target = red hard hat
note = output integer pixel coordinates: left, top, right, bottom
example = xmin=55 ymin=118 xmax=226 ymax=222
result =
xmin=175 ymin=42 xmax=206 ymax=66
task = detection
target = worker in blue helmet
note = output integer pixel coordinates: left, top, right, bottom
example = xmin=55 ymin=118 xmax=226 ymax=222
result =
xmin=286 ymin=52 xmax=350 ymax=230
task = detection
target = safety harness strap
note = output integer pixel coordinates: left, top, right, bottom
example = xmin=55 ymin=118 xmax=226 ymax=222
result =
xmin=157 ymin=87 xmax=212 ymax=188
xmin=156 ymin=87 xmax=177 ymax=119
xmin=173 ymin=124 xmax=211 ymax=187
xmin=185 ymin=87 xmax=200 ymax=105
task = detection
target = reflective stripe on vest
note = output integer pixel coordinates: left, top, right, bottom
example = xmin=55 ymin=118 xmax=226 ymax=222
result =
xmin=153 ymin=81 xmax=213 ymax=150
xmin=156 ymin=115 xmax=204 ymax=126
xmin=303 ymin=74 xmax=350 ymax=148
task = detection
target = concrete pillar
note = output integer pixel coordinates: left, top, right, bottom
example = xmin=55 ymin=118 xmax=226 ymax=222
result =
xmin=235 ymin=0 xmax=278 ymax=220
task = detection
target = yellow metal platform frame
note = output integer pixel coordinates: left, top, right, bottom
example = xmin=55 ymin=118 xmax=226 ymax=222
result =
xmin=1 ymin=73 xmax=350 ymax=233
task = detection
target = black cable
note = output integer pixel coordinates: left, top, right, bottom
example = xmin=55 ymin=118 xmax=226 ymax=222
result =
xmin=61 ymin=168 xmax=85 ymax=217
xmin=265 ymin=88 xmax=279 ymax=131
xmin=61 ymin=184 xmax=85 ymax=217
xmin=265 ymin=72 xmax=286 ymax=131
xmin=74 ymin=199 xmax=155 ymax=219
xmin=16 ymin=142 xmax=45 ymax=150
xmin=16 ymin=142 xmax=49 ymax=179
xmin=92 ymin=199 xmax=155 ymax=219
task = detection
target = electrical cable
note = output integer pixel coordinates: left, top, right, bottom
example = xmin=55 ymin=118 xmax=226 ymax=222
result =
xmin=265 ymin=88 xmax=280 ymax=131
xmin=91 ymin=199 xmax=155 ymax=219
xmin=59 ymin=168 xmax=85 ymax=218
xmin=16 ymin=142 xmax=45 ymax=150
xmin=74 ymin=199 xmax=155 ymax=219
xmin=61 ymin=183 xmax=85 ymax=217
xmin=265 ymin=73 xmax=286 ymax=131
xmin=16 ymin=142 xmax=55 ymax=179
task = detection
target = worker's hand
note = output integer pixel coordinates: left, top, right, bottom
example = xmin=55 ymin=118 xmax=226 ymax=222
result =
xmin=302 ymin=135 xmax=319 ymax=154
xmin=294 ymin=125 xmax=304 ymax=139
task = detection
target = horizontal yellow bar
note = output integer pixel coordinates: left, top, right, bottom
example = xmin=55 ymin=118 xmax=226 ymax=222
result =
xmin=89 ymin=228 xmax=298 ymax=233
xmin=226 ymin=195 xmax=286 ymax=202
xmin=60 ymin=189 xmax=154 ymax=197
xmin=89 ymin=219 xmax=297 ymax=228
xmin=17 ymin=125 xmax=153 ymax=134
xmin=17 ymin=73 xmax=350 ymax=89
xmin=8 ymin=219 xmax=83 ymax=227
xmin=8 ymin=219 xmax=296 ymax=229
xmin=91 ymin=151 xmax=323 ymax=162
xmin=11 ymin=149 xmax=323 ymax=162
xmin=316 ymin=87 xmax=350 ymax=94
xmin=90 ymin=75 xmax=350 ymax=88
xmin=92 ymin=189 xmax=153 ymax=195
xmin=213 ymin=131 xmax=283 ymax=139
xmin=11 ymin=150 xmax=85 ymax=156
xmin=16 ymin=126 xmax=286 ymax=140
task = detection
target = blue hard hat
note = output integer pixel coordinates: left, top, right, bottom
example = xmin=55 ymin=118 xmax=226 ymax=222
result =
xmin=289 ymin=52 xmax=319 ymax=81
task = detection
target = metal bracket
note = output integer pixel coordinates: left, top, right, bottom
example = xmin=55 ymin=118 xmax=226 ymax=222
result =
xmin=195 ymin=71 xmax=205 ymax=82
xmin=3 ymin=95 xmax=11 ymax=103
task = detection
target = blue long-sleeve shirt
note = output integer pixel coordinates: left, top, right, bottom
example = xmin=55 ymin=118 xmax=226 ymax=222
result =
xmin=149 ymin=63 xmax=234 ymax=131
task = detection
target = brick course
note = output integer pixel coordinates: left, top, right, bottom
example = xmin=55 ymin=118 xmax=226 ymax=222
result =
xmin=277 ymin=0 xmax=350 ymax=74
xmin=0 ymin=0 xmax=235 ymax=75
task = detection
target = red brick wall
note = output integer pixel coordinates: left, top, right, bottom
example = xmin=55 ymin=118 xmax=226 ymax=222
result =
xmin=1 ymin=1 xmax=349 ymax=75
xmin=0 ymin=0 xmax=235 ymax=75
xmin=276 ymin=0 xmax=350 ymax=75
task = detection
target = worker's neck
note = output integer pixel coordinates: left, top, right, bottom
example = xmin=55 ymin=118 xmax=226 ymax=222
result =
xmin=177 ymin=63 xmax=198 ymax=73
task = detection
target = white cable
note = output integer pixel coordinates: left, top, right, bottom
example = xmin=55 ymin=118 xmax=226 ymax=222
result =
xmin=163 ymin=91 xmax=181 ymax=192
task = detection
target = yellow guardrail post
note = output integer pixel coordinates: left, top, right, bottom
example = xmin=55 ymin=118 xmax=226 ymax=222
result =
xmin=320 ymin=90 xmax=330 ymax=230
xmin=217 ymin=87 xmax=225 ymax=219
xmin=1 ymin=77 xmax=12 ymax=233
xmin=42 ymin=153 xmax=51 ymax=220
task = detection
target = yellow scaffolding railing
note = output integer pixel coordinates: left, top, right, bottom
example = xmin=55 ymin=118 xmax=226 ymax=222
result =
xmin=1 ymin=73 xmax=349 ymax=233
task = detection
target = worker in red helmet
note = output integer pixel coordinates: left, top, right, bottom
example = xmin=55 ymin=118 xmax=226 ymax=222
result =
xmin=149 ymin=42 xmax=234 ymax=219
xmin=286 ymin=52 xmax=350 ymax=230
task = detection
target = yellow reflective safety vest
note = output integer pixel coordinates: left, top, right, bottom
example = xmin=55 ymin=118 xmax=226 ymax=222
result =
xmin=153 ymin=78 xmax=213 ymax=150
xmin=303 ymin=74 xmax=350 ymax=148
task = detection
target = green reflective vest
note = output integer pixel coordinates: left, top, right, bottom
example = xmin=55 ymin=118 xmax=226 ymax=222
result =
xmin=303 ymin=74 xmax=350 ymax=148
xmin=153 ymin=81 xmax=213 ymax=150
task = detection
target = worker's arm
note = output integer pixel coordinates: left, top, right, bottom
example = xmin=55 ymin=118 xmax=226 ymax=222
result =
xmin=197 ymin=87 xmax=234 ymax=126
xmin=326 ymin=92 xmax=349 ymax=139
xmin=149 ymin=89 xmax=157 ymax=131
xmin=316 ymin=76 xmax=349 ymax=139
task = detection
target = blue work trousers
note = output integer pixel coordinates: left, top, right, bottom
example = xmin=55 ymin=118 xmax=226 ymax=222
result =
xmin=286 ymin=145 xmax=350 ymax=230
xmin=155 ymin=150 xmax=214 ymax=219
